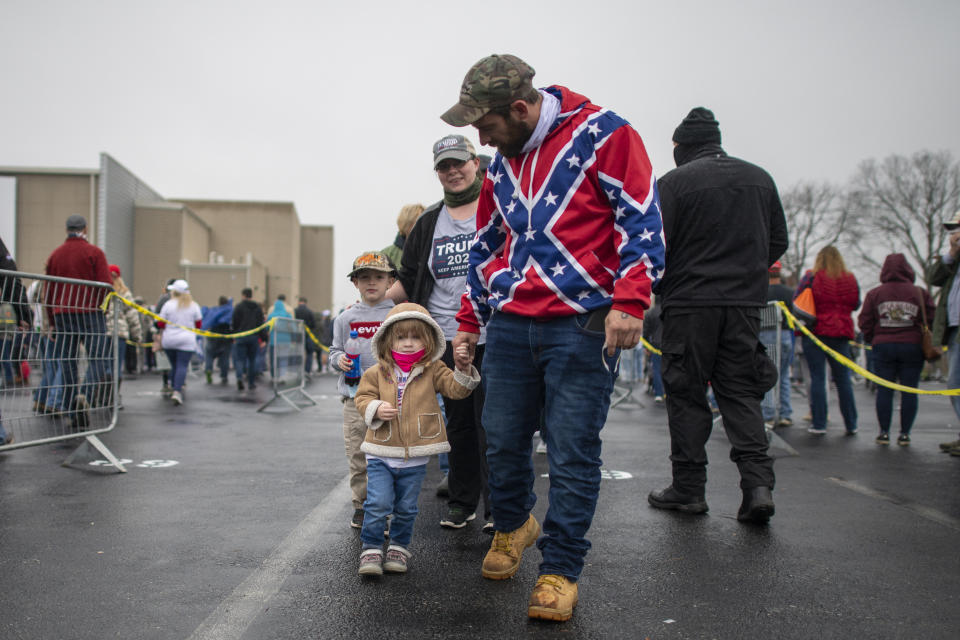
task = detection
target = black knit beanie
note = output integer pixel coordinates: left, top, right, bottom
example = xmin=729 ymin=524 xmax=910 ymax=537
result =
xmin=672 ymin=107 xmax=721 ymax=145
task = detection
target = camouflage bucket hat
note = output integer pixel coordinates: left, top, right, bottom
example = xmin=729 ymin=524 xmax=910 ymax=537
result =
xmin=347 ymin=251 xmax=397 ymax=279
xmin=440 ymin=54 xmax=536 ymax=127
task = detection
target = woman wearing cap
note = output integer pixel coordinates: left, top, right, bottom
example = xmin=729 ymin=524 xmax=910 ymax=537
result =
xmin=157 ymin=280 xmax=202 ymax=406
xmin=386 ymin=134 xmax=490 ymax=531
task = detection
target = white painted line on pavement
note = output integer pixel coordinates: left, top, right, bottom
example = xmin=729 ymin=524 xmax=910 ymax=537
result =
xmin=828 ymin=477 xmax=960 ymax=532
xmin=186 ymin=474 xmax=352 ymax=640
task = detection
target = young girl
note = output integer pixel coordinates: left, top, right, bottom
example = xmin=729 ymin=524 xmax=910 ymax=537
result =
xmin=353 ymin=302 xmax=479 ymax=576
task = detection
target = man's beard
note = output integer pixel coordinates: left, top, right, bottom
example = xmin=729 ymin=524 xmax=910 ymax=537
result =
xmin=497 ymin=116 xmax=535 ymax=158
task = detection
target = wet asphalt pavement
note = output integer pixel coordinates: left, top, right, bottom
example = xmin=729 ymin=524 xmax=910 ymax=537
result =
xmin=1 ymin=369 xmax=959 ymax=639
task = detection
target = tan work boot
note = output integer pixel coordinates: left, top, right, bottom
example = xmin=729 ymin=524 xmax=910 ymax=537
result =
xmin=481 ymin=513 xmax=540 ymax=579
xmin=528 ymin=574 xmax=578 ymax=621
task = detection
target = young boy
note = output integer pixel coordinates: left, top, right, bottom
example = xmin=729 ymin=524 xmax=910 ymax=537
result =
xmin=328 ymin=251 xmax=396 ymax=529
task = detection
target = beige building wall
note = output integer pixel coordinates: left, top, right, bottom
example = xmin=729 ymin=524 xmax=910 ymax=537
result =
xmin=181 ymin=264 xmax=253 ymax=307
xmin=171 ymin=199 xmax=301 ymax=302
xmin=181 ymin=208 xmax=211 ymax=264
xmin=133 ymin=203 xmax=193 ymax=300
xmin=299 ymin=225 xmax=334 ymax=312
xmin=0 ymin=170 xmax=99 ymax=275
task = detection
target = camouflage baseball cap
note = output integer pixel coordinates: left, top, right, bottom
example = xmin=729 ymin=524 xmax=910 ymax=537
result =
xmin=433 ymin=134 xmax=477 ymax=169
xmin=441 ymin=54 xmax=536 ymax=127
xmin=347 ymin=251 xmax=397 ymax=279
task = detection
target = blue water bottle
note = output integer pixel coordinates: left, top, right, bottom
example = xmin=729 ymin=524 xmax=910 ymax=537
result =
xmin=344 ymin=330 xmax=362 ymax=386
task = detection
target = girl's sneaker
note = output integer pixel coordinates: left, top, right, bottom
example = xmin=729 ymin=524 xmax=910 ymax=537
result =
xmin=358 ymin=549 xmax=383 ymax=576
xmin=382 ymin=545 xmax=410 ymax=573
xmin=897 ymin=433 xmax=911 ymax=446
xmin=875 ymin=432 xmax=890 ymax=445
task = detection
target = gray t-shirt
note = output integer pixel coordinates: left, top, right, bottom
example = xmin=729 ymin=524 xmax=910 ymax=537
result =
xmin=427 ymin=206 xmax=486 ymax=343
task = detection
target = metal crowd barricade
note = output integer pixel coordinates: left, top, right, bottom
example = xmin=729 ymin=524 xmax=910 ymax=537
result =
xmin=257 ymin=316 xmax=317 ymax=413
xmin=610 ymin=346 xmax=645 ymax=409
xmin=0 ymin=268 xmax=125 ymax=472
xmin=759 ymin=300 xmax=784 ymax=425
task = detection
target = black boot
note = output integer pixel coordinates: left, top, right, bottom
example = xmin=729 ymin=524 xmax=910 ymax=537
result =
xmin=737 ymin=486 xmax=775 ymax=524
xmin=648 ymin=485 xmax=708 ymax=514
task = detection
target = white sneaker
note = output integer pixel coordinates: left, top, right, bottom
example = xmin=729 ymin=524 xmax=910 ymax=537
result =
xmin=536 ymin=439 xmax=548 ymax=454
xmin=171 ymin=391 xmax=183 ymax=406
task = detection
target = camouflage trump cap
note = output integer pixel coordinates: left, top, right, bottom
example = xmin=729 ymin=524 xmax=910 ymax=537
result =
xmin=441 ymin=54 xmax=536 ymax=127
xmin=347 ymin=251 xmax=397 ymax=279
xmin=433 ymin=134 xmax=477 ymax=169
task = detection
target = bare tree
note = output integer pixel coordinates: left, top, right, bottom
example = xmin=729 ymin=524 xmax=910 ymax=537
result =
xmin=846 ymin=150 xmax=960 ymax=289
xmin=780 ymin=181 xmax=845 ymax=283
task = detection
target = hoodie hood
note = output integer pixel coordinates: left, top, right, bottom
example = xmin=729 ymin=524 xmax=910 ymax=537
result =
xmin=270 ymin=300 xmax=292 ymax=318
xmin=371 ymin=302 xmax=446 ymax=363
xmin=879 ymin=253 xmax=915 ymax=284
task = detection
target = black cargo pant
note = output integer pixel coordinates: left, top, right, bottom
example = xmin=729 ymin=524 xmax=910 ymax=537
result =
xmin=660 ymin=306 xmax=777 ymax=494
xmin=441 ymin=341 xmax=490 ymax=519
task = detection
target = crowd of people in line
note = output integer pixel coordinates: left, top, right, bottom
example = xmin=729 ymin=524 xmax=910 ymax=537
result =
xmin=4 ymin=53 xmax=960 ymax=624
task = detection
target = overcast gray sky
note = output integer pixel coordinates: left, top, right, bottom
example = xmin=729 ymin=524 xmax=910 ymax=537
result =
xmin=2 ymin=0 xmax=958 ymax=307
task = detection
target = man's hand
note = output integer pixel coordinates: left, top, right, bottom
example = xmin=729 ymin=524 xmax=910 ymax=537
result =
xmin=949 ymin=231 xmax=960 ymax=258
xmin=453 ymin=331 xmax=478 ymax=370
xmin=604 ymin=310 xmax=643 ymax=356
xmin=376 ymin=402 xmax=398 ymax=421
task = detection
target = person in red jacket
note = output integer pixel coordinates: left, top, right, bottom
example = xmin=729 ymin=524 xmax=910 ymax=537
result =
xmin=798 ymin=246 xmax=860 ymax=435
xmin=44 ymin=215 xmax=113 ymax=427
xmin=857 ymin=254 xmax=935 ymax=445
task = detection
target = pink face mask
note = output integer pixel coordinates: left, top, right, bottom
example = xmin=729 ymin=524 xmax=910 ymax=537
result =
xmin=392 ymin=349 xmax=426 ymax=372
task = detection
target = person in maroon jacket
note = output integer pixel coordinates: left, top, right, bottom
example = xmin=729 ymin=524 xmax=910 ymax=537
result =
xmin=857 ymin=254 xmax=935 ymax=446
xmin=44 ymin=215 xmax=113 ymax=427
xmin=798 ymin=245 xmax=860 ymax=435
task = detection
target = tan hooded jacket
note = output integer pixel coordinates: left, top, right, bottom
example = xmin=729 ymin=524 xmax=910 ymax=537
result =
xmin=354 ymin=303 xmax=480 ymax=460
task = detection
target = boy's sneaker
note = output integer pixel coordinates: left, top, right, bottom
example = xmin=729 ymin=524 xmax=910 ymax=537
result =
xmin=876 ymin=432 xmax=890 ymax=445
xmin=440 ymin=506 xmax=476 ymax=529
xmin=939 ymin=438 xmax=960 ymax=452
xmin=382 ymin=545 xmax=410 ymax=573
xmin=350 ymin=508 xmax=364 ymax=529
xmin=897 ymin=433 xmax=911 ymax=446
xmin=357 ymin=549 xmax=383 ymax=576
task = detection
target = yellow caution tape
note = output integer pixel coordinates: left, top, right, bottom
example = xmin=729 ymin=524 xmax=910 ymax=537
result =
xmin=775 ymin=301 xmax=959 ymax=396
xmin=304 ymin=325 xmax=331 ymax=353
xmin=100 ymin=292 xmax=275 ymax=339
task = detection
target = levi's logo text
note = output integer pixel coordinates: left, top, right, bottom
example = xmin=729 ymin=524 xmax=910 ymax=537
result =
xmin=350 ymin=321 xmax=382 ymax=339
xmin=431 ymin=233 xmax=472 ymax=280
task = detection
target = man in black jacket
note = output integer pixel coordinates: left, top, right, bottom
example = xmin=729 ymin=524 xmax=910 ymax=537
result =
xmin=648 ymin=107 xmax=787 ymax=524
xmin=232 ymin=287 xmax=266 ymax=391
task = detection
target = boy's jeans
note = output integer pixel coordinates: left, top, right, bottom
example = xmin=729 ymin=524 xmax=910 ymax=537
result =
xmin=361 ymin=459 xmax=427 ymax=549
xmin=481 ymin=311 xmax=617 ymax=580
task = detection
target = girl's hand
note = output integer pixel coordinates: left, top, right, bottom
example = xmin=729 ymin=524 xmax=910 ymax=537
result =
xmin=376 ymin=403 xmax=398 ymax=421
xmin=338 ymin=355 xmax=353 ymax=371
xmin=454 ymin=343 xmax=471 ymax=372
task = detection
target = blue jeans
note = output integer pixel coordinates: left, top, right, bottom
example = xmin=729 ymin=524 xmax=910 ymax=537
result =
xmin=361 ymin=458 xmax=427 ymax=549
xmin=205 ymin=339 xmax=232 ymax=380
xmin=947 ymin=328 xmax=960 ymax=423
xmin=802 ymin=334 xmax=857 ymax=431
xmin=872 ymin=342 xmax=924 ymax=434
xmin=647 ymin=352 xmax=664 ymax=397
xmin=233 ymin=335 xmax=259 ymax=386
xmin=53 ymin=312 xmax=111 ymax=410
xmin=482 ymin=311 xmax=618 ymax=580
xmin=759 ymin=328 xmax=794 ymax=421
xmin=165 ymin=349 xmax=192 ymax=392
